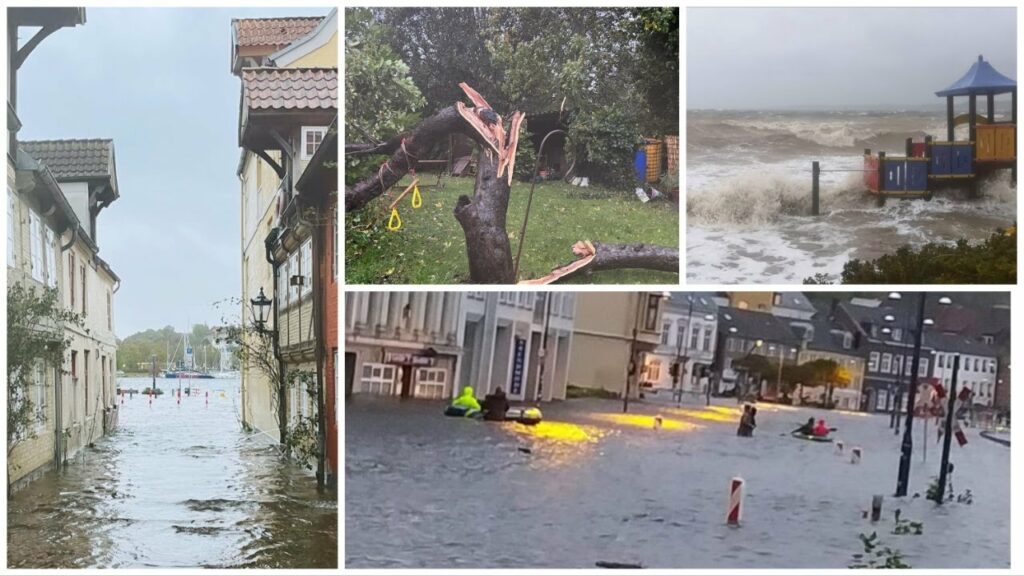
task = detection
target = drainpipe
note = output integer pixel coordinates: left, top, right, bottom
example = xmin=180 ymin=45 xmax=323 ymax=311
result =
xmin=295 ymin=195 xmax=327 ymax=487
xmin=54 ymin=226 xmax=79 ymax=470
xmin=265 ymin=229 xmax=286 ymax=445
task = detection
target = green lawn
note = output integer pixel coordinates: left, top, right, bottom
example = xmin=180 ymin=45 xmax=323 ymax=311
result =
xmin=346 ymin=177 xmax=679 ymax=284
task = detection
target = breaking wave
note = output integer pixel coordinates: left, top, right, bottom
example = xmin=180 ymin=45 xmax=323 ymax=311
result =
xmin=687 ymin=171 xmax=866 ymax=226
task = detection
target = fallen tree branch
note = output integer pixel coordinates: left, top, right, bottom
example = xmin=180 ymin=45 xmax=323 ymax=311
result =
xmin=519 ymin=241 xmax=679 ymax=284
xmin=345 ymin=106 xmax=467 ymax=212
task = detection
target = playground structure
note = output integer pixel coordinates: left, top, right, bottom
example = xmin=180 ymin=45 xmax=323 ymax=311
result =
xmin=862 ymin=56 xmax=1016 ymax=201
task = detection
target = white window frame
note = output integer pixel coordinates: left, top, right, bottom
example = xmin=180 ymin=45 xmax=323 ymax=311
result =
xmin=7 ymin=187 xmax=16 ymax=268
xmin=33 ymin=363 xmax=46 ymax=432
xmin=880 ymin=353 xmax=892 ymax=373
xmin=414 ymin=368 xmax=447 ymax=399
xmin=360 ymin=362 xmax=397 ymax=396
xmin=29 ymin=210 xmax=43 ymax=282
xmin=44 ymin=226 xmax=56 ymax=288
xmin=876 ymin=389 xmax=889 ymax=411
xmin=300 ymin=126 xmax=327 ymax=160
xmin=300 ymin=239 xmax=313 ymax=298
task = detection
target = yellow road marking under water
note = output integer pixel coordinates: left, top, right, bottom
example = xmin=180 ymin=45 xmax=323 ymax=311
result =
xmin=504 ymin=420 xmax=603 ymax=444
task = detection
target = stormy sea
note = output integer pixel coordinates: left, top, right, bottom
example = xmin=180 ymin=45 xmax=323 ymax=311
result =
xmin=686 ymin=109 xmax=1016 ymax=283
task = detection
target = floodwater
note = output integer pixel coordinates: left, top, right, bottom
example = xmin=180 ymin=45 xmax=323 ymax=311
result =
xmin=686 ymin=110 xmax=1016 ymax=283
xmin=7 ymin=377 xmax=337 ymax=569
xmin=346 ymin=395 xmax=1009 ymax=569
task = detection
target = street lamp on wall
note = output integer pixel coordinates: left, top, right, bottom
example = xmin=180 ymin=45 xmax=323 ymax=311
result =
xmin=251 ymin=287 xmax=275 ymax=335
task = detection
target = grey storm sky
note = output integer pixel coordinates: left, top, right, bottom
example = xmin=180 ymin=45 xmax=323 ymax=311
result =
xmin=16 ymin=7 xmax=329 ymax=337
xmin=688 ymin=7 xmax=1017 ymax=110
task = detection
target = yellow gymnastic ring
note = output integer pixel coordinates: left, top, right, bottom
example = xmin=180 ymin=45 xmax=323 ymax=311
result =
xmin=411 ymin=184 xmax=422 ymax=209
xmin=387 ymin=207 xmax=402 ymax=231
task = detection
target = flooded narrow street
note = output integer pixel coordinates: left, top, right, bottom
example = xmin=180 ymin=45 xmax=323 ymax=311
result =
xmin=7 ymin=377 xmax=338 ymax=569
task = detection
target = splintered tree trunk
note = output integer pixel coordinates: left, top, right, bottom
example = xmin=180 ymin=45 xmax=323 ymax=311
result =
xmin=453 ymin=150 xmax=515 ymax=283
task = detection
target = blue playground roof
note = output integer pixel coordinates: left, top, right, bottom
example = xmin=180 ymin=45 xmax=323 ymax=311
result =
xmin=936 ymin=55 xmax=1016 ymax=97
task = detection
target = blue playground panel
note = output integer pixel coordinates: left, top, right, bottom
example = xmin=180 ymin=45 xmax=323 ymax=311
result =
xmin=930 ymin=144 xmax=973 ymax=176
xmin=952 ymin=145 xmax=973 ymax=174
xmin=882 ymin=159 xmax=928 ymax=192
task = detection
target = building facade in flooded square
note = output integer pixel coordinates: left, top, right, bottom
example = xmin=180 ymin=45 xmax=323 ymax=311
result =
xmin=567 ymin=292 xmax=669 ymax=398
xmin=234 ymin=9 xmax=338 ymax=486
xmin=344 ymin=292 xmax=576 ymax=403
xmin=646 ymin=292 xmax=719 ymax=395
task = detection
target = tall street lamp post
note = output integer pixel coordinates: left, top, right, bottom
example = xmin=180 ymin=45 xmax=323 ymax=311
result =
xmin=934 ymin=354 xmax=961 ymax=503
xmin=888 ymin=292 xmax=951 ymax=498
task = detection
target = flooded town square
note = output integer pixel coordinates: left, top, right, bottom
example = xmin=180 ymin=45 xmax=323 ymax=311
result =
xmin=346 ymin=396 xmax=1009 ymax=569
xmin=7 ymin=378 xmax=338 ymax=569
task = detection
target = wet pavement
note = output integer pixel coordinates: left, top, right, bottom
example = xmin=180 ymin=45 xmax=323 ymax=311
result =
xmin=7 ymin=377 xmax=337 ymax=569
xmin=346 ymin=395 xmax=1009 ymax=569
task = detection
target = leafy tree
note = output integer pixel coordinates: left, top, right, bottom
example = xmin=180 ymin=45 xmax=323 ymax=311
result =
xmin=379 ymin=8 xmax=504 ymax=114
xmin=634 ymin=7 xmax=679 ymax=135
xmin=117 ymin=324 xmax=224 ymax=373
xmin=345 ymin=8 xmax=426 ymax=185
xmin=807 ymin=227 xmax=1016 ymax=284
xmin=7 ymin=282 xmax=82 ymax=461
xmin=360 ymin=7 xmax=679 ymax=190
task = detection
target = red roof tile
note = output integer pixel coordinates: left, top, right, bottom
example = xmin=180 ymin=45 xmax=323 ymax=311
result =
xmin=242 ymin=68 xmax=337 ymax=111
xmin=233 ymin=17 xmax=322 ymax=48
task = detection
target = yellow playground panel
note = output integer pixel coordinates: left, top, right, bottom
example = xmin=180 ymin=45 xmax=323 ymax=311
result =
xmin=976 ymin=124 xmax=1016 ymax=162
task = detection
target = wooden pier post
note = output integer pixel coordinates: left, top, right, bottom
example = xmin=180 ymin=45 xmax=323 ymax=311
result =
xmin=811 ymin=161 xmax=820 ymax=216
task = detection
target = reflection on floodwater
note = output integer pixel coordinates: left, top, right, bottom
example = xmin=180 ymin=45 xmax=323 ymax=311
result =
xmin=7 ymin=377 xmax=337 ymax=569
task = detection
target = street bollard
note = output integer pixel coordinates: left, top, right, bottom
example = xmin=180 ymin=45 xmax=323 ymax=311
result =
xmin=835 ymin=440 xmax=844 ymax=454
xmin=871 ymin=495 xmax=883 ymax=522
xmin=727 ymin=477 xmax=745 ymax=526
xmin=206 ymin=391 xmax=209 ymax=406
xmin=851 ymin=446 xmax=862 ymax=464
xmin=654 ymin=415 xmax=663 ymax=430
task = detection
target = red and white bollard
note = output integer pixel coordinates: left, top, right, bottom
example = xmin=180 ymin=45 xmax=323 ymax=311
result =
xmin=727 ymin=477 xmax=745 ymax=526
xmin=851 ymin=446 xmax=862 ymax=465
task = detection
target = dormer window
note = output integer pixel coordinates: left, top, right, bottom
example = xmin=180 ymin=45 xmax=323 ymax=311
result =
xmin=301 ymin=126 xmax=327 ymax=159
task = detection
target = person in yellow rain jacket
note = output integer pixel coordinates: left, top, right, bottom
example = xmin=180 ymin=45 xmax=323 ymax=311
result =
xmin=450 ymin=385 xmax=481 ymax=412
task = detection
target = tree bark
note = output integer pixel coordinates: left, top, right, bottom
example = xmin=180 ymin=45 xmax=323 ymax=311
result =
xmin=520 ymin=241 xmax=679 ymax=284
xmin=453 ymin=150 xmax=515 ymax=283
xmin=588 ymin=242 xmax=679 ymax=273
xmin=345 ymin=106 xmax=466 ymax=212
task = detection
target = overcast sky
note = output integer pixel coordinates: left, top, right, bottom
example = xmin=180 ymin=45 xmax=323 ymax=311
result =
xmin=688 ymin=8 xmax=1017 ymax=110
xmin=17 ymin=7 xmax=328 ymax=337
